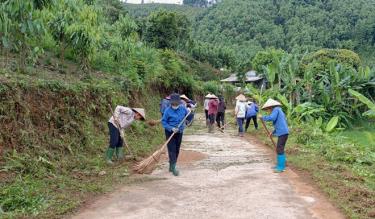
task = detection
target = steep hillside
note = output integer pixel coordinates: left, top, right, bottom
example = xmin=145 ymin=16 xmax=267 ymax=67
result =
xmin=193 ymin=0 xmax=375 ymax=66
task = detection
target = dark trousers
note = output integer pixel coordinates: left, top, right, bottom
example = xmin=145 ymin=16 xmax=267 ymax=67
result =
xmin=165 ymin=130 xmax=183 ymax=164
xmin=237 ymin=118 xmax=245 ymax=133
xmin=108 ymin=122 xmax=123 ymax=149
xmin=276 ymin=134 xmax=288 ymax=155
xmin=216 ymin=112 xmax=225 ymax=127
xmin=245 ymin=115 xmax=258 ymax=130
xmin=204 ymin=110 xmax=208 ymax=120
xmin=208 ymin=114 xmax=216 ymax=125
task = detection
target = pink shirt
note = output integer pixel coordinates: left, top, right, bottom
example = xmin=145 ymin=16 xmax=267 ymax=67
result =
xmin=208 ymin=99 xmax=218 ymax=115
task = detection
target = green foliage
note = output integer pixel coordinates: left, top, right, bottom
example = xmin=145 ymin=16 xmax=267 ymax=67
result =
xmin=252 ymin=48 xmax=285 ymax=73
xmin=325 ymin=116 xmax=339 ymax=133
xmin=1 ymin=0 xmax=45 ymax=71
xmin=349 ymin=89 xmax=375 ymax=118
xmin=193 ymin=0 xmax=375 ymax=64
xmin=144 ymin=11 xmax=191 ymax=49
xmin=124 ymin=3 xmax=205 ymax=21
xmin=0 ymin=177 xmax=47 ymax=216
xmin=302 ymin=49 xmax=362 ymax=74
xmin=66 ymin=3 xmax=101 ymax=71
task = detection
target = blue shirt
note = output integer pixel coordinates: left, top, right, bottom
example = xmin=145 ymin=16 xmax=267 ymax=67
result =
xmin=262 ymin=107 xmax=289 ymax=137
xmin=160 ymin=99 xmax=170 ymax=115
xmin=162 ymin=106 xmax=189 ymax=133
xmin=246 ymin=103 xmax=259 ymax=118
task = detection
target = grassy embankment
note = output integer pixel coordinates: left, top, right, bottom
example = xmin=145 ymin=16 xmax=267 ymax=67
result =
xmin=0 ymin=65 xmax=166 ymax=218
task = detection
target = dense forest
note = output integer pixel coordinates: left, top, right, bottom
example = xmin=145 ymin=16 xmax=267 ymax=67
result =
xmin=193 ymin=0 xmax=375 ymax=69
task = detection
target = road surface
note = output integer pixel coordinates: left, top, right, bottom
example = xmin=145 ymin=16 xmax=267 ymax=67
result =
xmin=71 ymin=115 xmax=344 ymax=219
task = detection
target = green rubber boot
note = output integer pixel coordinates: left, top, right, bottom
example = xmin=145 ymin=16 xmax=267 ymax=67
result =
xmin=105 ymin=148 xmax=115 ymax=165
xmin=171 ymin=163 xmax=179 ymax=176
xmin=116 ymin=147 xmax=125 ymax=161
xmin=169 ymin=162 xmax=173 ymax=172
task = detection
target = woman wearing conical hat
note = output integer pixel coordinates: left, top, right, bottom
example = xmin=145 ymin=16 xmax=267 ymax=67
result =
xmin=106 ymin=106 xmax=146 ymax=164
xmin=259 ymin=99 xmax=289 ymax=173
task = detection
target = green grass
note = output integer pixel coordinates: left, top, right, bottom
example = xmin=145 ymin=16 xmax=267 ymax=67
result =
xmin=251 ymin=122 xmax=375 ymax=219
xmin=339 ymin=123 xmax=375 ymax=148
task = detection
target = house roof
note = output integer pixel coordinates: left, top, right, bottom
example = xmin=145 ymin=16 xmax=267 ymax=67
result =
xmin=220 ymin=70 xmax=263 ymax=83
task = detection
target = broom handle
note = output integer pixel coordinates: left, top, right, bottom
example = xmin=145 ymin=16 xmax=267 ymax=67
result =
xmin=260 ymin=119 xmax=277 ymax=148
xmin=258 ymin=83 xmax=277 ymax=149
xmin=108 ymin=104 xmax=135 ymax=157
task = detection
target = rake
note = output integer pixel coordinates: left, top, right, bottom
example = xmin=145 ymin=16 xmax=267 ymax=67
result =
xmin=133 ymin=111 xmax=191 ymax=174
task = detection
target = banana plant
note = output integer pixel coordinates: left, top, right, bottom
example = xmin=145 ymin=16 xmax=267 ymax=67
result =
xmin=349 ymin=89 xmax=375 ymax=118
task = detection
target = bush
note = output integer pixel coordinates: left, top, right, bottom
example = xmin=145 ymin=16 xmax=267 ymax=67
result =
xmin=302 ymin=49 xmax=362 ymax=74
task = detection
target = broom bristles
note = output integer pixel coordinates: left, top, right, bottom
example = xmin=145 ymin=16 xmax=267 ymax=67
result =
xmin=132 ymin=144 xmax=167 ymax=174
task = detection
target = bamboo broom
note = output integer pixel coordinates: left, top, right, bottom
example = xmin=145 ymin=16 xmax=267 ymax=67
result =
xmin=258 ymin=84 xmax=277 ymax=149
xmin=133 ymin=111 xmax=192 ymax=174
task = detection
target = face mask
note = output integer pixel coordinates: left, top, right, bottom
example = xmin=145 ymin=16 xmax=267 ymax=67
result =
xmin=172 ymin=105 xmax=179 ymax=110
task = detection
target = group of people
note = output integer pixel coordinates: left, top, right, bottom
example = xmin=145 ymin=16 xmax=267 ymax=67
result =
xmin=104 ymin=92 xmax=289 ymax=176
xmin=234 ymin=94 xmax=259 ymax=137
xmin=105 ymin=93 xmax=195 ymax=176
xmin=160 ymin=94 xmax=197 ymax=126
xmin=204 ymin=93 xmax=227 ymax=133
xmin=235 ymin=94 xmax=289 ymax=173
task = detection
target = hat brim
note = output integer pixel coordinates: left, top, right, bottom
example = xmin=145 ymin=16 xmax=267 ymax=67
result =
xmin=132 ymin=108 xmax=146 ymax=120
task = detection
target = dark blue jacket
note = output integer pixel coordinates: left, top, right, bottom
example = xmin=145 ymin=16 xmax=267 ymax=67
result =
xmin=262 ymin=107 xmax=289 ymax=137
xmin=162 ymin=106 xmax=189 ymax=133
xmin=246 ymin=103 xmax=259 ymax=118
xmin=160 ymin=99 xmax=170 ymax=115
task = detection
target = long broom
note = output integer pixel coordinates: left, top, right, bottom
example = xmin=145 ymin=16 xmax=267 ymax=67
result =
xmin=133 ymin=111 xmax=192 ymax=174
xmin=258 ymin=84 xmax=277 ymax=149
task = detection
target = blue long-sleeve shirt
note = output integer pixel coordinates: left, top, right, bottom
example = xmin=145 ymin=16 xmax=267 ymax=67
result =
xmin=246 ymin=103 xmax=259 ymax=118
xmin=160 ymin=99 xmax=170 ymax=115
xmin=162 ymin=106 xmax=188 ymax=133
xmin=262 ymin=107 xmax=289 ymax=137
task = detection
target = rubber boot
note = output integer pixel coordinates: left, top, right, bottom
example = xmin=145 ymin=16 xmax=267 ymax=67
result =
xmin=171 ymin=163 xmax=179 ymax=176
xmin=116 ymin=147 xmax=124 ymax=161
xmin=274 ymin=154 xmax=286 ymax=173
xmin=169 ymin=161 xmax=173 ymax=172
xmin=105 ymin=148 xmax=115 ymax=165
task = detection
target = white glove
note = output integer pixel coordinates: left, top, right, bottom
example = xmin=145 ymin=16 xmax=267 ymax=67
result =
xmin=172 ymin=128 xmax=179 ymax=133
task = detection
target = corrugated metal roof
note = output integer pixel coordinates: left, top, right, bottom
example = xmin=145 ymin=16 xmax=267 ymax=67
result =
xmin=220 ymin=70 xmax=263 ymax=82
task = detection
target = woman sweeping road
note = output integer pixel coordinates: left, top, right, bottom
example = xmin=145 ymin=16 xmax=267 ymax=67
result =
xmin=161 ymin=93 xmax=190 ymax=176
xmin=259 ymin=99 xmax=289 ymax=173
xmin=106 ymin=106 xmax=146 ymax=164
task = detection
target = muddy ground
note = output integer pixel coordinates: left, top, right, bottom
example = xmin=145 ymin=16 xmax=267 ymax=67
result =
xmin=71 ymin=114 xmax=345 ymax=219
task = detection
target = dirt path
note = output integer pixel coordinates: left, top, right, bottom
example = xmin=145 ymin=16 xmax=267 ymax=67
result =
xmin=71 ymin=115 xmax=344 ymax=219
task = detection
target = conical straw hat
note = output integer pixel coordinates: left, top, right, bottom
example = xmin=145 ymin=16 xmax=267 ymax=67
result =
xmin=262 ymin=99 xmax=281 ymax=109
xmin=180 ymin=94 xmax=190 ymax=101
xmin=209 ymin=94 xmax=218 ymax=99
xmin=205 ymin=93 xmax=212 ymax=98
xmin=132 ymin=108 xmax=146 ymax=120
xmin=236 ymin=94 xmax=247 ymax=102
